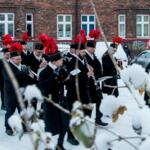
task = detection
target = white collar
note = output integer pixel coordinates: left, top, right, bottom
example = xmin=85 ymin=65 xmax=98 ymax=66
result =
xmin=10 ymin=60 xmax=22 ymax=71
xmin=23 ymin=50 xmax=27 ymax=55
xmin=68 ymin=52 xmax=76 ymax=56
xmin=85 ymin=50 xmax=94 ymax=60
xmin=75 ymin=55 xmax=85 ymax=64
xmin=33 ymin=52 xmax=41 ymax=61
xmin=48 ymin=62 xmax=57 ymax=70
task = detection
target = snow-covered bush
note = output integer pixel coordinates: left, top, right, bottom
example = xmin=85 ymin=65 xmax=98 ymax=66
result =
xmin=139 ymin=137 xmax=150 ymax=150
xmin=31 ymin=119 xmax=45 ymax=133
xmin=8 ymin=115 xmax=23 ymax=133
xmin=95 ymin=133 xmax=112 ymax=150
xmin=100 ymin=95 xmax=127 ymax=123
xmin=23 ymin=84 xmax=43 ymax=103
xmin=132 ymin=108 xmax=150 ymax=135
xmin=120 ymin=64 xmax=148 ymax=90
xmin=70 ymin=101 xmax=96 ymax=148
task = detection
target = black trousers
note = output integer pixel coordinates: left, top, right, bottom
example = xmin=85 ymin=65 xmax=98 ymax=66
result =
xmin=5 ymin=97 xmax=20 ymax=130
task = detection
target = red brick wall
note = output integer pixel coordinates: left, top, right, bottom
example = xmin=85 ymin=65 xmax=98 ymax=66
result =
xmin=0 ymin=0 xmax=150 ymax=40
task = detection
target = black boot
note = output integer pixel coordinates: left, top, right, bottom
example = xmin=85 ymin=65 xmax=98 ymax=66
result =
xmin=5 ymin=129 xmax=14 ymax=136
xmin=95 ymin=119 xmax=108 ymax=126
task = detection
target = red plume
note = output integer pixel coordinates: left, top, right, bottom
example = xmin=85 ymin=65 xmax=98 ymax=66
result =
xmin=22 ymin=32 xmax=29 ymax=41
xmin=9 ymin=42 xmax=23 ymax=52
xmin=74 ymin=29 xmax=87 ymax=44
xmin=89 ymin=29 xmax=101 ymax=42
xmin=113 ymin=36 xmax=123 ymax=44
xmin=2 ymin=34 xmax=13 ymax=46
xmin=39 ymin=34 xmax=49 ymax=46
xmin=44 ymin=37 xmax=58 ymax=55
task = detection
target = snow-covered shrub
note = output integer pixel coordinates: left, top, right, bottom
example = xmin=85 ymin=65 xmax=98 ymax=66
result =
xmin=20 ymin=106 xmax=35 ymax=120
xmin=70 ymin=101 xmax=96 ymax=148
xmin=120 ymin=64 xmax=148 ymax=90
xmin=32 ymin=132 xmax=55 ymax=150
xmin=132 ymin=108 xmax=150 ymax=135
xmin=41 ymin=132 xmax=55 ymax=150
xmin=23 ymin=84 xmax=43 ymax=103
xmin=100 ymin=95 xmax=127 ymax=123
xmin=31 ymin=119 xmax=45 ymax=133
xmin=139 ymin=137 xmax=150 ymax=150
xmin=95 ymin=133 xmax=112 ymax=150
xmin=8 ymin=115 xmax=23 ymax=133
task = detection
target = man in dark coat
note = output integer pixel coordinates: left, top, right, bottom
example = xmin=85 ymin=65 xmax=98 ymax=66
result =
xmin=39 ymin=50 xmax=69 ymax=150
xmin=85 ymin=40 xmax=107 ymax=126
xmin=3 ymin=43 xmax=35 ymax=136
xmin=27 ymin=42 xmax=47 ymax=75
xmin=102 ymin=43 xmax=119 ymax=97
xmin=19 ymin=40 xmax=30 ymax=66
xmin=65 ymin=43 xmax=94 ymax=146
xmin=66 ymin=43 xmax=94 ymax=116
xmin=0 ymin=48 xmax=10 ymax=110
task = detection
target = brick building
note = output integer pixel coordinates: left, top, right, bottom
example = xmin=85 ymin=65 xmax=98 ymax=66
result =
xmin=0 ymin=0 xmax=150 ymax=41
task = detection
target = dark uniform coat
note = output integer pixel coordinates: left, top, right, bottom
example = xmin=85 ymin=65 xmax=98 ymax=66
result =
xmin=39 ymin=65 xmax=68 ymax=135
xmin=21 ymin=51 xmax=30 ymax=66
xmin=85 ymin=52 xmax=103 ymax=121
xmin=85 ymin=52 xmax=102 ymax=80
xmin=85 ymin=52 xmax=103 ymax=102
xmin=66 ymin=55 xmax=91 ymax=110
xmin=102 ymin=51 xmax=119 ymax=97
xmin=27 ymin=52 xmax=42 ymax=74
xmin=3 ymin=62 xmax=34 ymax=130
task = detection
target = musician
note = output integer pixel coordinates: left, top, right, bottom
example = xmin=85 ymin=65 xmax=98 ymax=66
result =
xmin=85 ymin=40 xmax=107 ymax=126
xmin=102 ymin=42 xmax=119 ymax=97
xmin=39 ymin=42 xmax=69 ymax=150
xmin=67 ymin=43 xmax=76 ymax=58
xmin=3 ymin=42 xmax=35 ymax=136
xmin=27 ymin=42 xmax=47 ymax=74
xmin=66 ymin=43 xmax=93 ymax=113
xmin=19 ymin=40 xmax=30 ymax=66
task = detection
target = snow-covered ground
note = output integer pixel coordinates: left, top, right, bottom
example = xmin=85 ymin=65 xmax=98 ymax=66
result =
xmin=0 ymin=79 xmax=146 ymax=150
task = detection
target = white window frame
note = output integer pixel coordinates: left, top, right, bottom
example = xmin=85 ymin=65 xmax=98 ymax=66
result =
xmin=26 ymin=13 xmax=33 ymax=37
xmin=57 ymin=15 xmax=72 ymax=40
xmin=136 ymin=14 xmax=149 ymax=38
xmin=81 ymin=15 xmax=95 ymax=36
xmin=0 ymin=13 xmax=14 ymax=37
xmin=118 ymin=14 xmax=126 ymax=38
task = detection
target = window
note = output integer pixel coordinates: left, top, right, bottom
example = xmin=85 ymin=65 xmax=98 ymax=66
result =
xmin=57 ymin=15 xmax=72 ymax=40
xmin=0 ymin=13 xmax=14 ymax=37
xmin=81 ymin=15 xmax=95 ymax=36
xmin=26 ymin=13 xmax=33 ymax=37
xmin=118 ymin=15 xmax=126 ymax=38
xmin=136 ymin=15 xmax=149 ymax=38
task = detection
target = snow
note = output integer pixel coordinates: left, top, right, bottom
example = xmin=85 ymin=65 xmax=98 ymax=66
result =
xmin=8 ymin=115 xmax=23 ymax=133
xmin=95 ymin=42 xmax=128 ymax=63
xmin=120 ymin=64 xmax=148 ymax=89
xmin=0 ymin=79 xmax=149 ymax=150
xmin=0 ymin=43 xmax=150 ymax=149
xmin=23 ymin=84 xmax=43 ymax=102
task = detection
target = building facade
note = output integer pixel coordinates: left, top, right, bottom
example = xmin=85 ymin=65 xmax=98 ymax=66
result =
xmin=0 ymin=0 xmax=150 ymax=41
